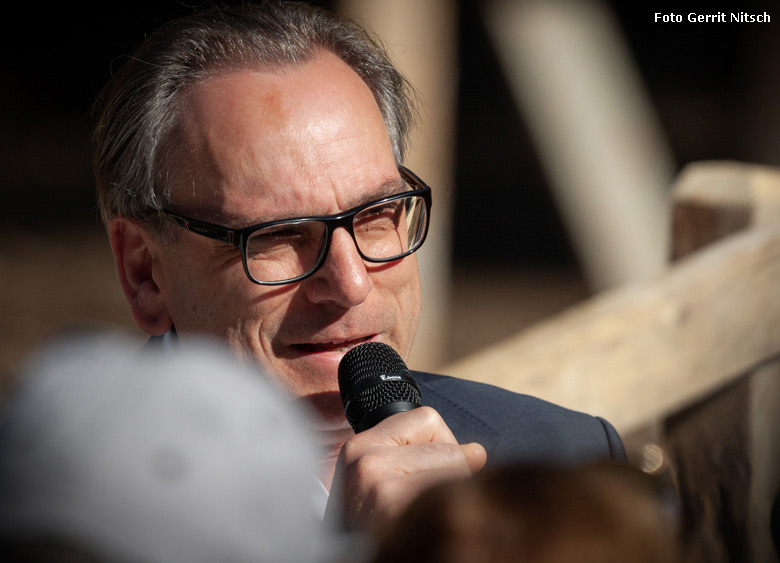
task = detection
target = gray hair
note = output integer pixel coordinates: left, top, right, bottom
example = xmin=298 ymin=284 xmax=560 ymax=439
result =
xmin=92 ymin=0 xmax=418 ymax=228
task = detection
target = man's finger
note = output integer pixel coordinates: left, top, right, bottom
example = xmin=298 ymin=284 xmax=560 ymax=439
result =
xmin=361 ymin=406 xmax=459 ymax=447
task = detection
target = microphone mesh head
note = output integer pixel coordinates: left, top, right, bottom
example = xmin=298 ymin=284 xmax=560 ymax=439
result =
xmin=338 ymin=342 xmax=422 ymax=432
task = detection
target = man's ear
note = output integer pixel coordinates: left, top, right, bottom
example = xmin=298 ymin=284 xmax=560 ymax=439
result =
xmin=108 ymin=216 xmax=172 ymax=336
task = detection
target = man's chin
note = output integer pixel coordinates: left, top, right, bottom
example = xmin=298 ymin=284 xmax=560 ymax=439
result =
xmin=296 ymin=391 xmax=352 ymax=432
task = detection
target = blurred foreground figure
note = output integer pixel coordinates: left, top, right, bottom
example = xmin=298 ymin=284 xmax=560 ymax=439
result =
xmin=371 ymin=462 xmax=686 ymax=563
xmin=0 ymin=331 xmax=342 ymax=563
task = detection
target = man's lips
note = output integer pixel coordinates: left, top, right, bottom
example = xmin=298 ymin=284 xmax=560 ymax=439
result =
xmin=294 ymin=335 xmax=374 ymax=354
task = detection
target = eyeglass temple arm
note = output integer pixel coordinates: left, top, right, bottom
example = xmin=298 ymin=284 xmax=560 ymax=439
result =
xmin=158 ymin=211 xmax=239 ymax=246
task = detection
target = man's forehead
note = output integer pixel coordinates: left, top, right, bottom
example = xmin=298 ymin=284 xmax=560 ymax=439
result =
xmin=178 ymin=51 xmax=370 ymax=128
xmin=167 ymin=55 xmax=400 ymax=226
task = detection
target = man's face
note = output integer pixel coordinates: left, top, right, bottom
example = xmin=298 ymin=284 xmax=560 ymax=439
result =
xmin=149 ymin=52 xmax=422 ymax=429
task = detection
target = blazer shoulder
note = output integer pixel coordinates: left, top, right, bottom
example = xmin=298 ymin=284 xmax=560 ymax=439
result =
xmin=413 ymin=371 xmax=626 ymax=465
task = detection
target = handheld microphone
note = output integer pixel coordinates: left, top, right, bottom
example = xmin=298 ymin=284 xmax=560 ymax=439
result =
xmin=338 ymin=342 xmax=422 ymax=433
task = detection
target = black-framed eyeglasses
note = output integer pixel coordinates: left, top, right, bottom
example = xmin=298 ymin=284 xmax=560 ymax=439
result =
xmin=157 ymin=167 xmax=432 ymax=285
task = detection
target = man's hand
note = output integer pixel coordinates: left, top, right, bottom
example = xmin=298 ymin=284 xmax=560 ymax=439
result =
xmin=326 ymin=406 xmax=486 ymax=533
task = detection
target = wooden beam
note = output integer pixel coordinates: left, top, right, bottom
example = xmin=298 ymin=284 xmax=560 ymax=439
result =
xmin=444 ymin=160 xmax=780 ymax=560
xmin=665 ymin=160 xmax=780 ymax=563
xmin=336 ymin=0 xmax=459 ymax=371
xmin=671 ymin=160 xmax=780 ymax=259
xmin=483 ymin=0 xmax=673 ymax=289
xmin=442 ymin=225 xmax=780 ymax=437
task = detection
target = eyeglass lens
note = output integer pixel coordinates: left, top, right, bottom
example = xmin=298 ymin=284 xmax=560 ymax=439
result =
xmin=244 ymin=194 xmax=428 ymax=283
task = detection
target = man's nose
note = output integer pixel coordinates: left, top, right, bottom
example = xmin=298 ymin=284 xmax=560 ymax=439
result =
xmin=301 ymin=227 xmax=372 ymax=307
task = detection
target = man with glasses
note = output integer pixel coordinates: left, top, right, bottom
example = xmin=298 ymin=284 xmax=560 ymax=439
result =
xmin=93 ymin=1 xmax=624 ymax=533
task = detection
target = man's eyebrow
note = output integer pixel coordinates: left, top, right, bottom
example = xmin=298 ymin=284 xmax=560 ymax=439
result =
xmin=225 ymin=176 xmax=411 ymax=227
xmin=267 ymin=176 xmax=411 ymax=221
xmin=348 ymin=176 xmax=410 ymax=208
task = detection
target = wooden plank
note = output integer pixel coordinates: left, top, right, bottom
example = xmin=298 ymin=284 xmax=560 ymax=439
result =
xmin=666 ymin=160 xmax=780 ymax=563
xmin=337 ymin=0 xmax=459 ymax=372
xmin=665 ymin=366 xmax=780 ymax=561
xmin=442 ymin=161 xmax=780 ymax=561
xmin=442 ymin=225 xmax=780 ymax=437
xmin=483 ymin=0 xmax=672 ymax=290
xmin=671 ymin=160 xmax=780 ymax=259
xmin=749 ymin=362 xmax=780 ymax=563
xmin=664 ymin=377 xmax=753 ymax=562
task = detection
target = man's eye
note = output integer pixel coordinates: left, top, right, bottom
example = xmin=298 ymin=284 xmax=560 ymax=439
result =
xmin=247 ymin=225 xmax=317 ymax=256
xmin=358 ymin=202 xmax=402 ymax=225
xmin=257 ymin=226 xmax=305 ymax=241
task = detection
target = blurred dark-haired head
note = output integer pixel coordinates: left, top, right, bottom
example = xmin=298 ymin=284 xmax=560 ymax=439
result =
xmin=371 ymin=461 xmax=685 ymax=563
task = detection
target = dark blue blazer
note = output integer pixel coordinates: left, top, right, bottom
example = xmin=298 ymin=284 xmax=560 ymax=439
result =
xmin=414 ymin=371 xmax=626 ymax=466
